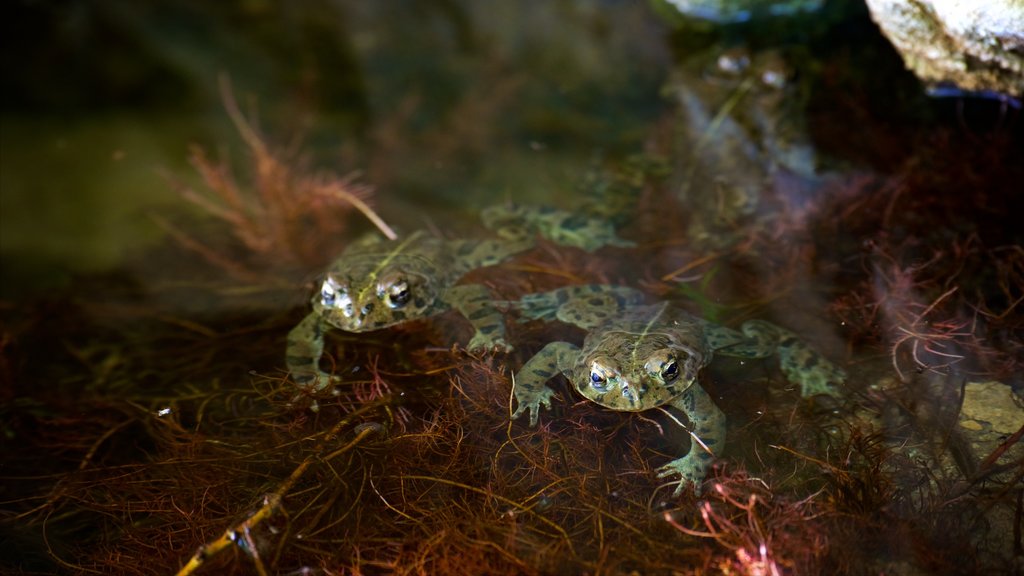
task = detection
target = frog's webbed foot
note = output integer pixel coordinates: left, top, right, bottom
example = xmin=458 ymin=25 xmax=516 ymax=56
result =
xmin=445 ymin=284 xmax=515 ymax=353
xmin=511 ymin=341 xmax=578 ymax=426
xmin=511 ymin=385 xmax=557 ymax=427
xmin=290 ymin=369 xmax=341 ymax=393
xmin=657 ymin=453 xmax=714 ymax=496
xmin=287 ymin=370 xmax=342 ymax=412
xmin=467 ymin=332 xmax=514 ymax=354
xmin=659 ymin=385 xmax=727 ymax=496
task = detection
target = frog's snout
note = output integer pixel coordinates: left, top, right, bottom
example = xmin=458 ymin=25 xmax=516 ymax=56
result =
xmin=620 ymin=380 xmax=647 ymax=407
xmin=342 ymin=302 xmax=375 ymax=329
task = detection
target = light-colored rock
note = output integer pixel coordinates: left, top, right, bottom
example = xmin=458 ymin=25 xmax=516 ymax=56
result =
xmin=865 ymin=0 xmax=1024 ymax=96
xmin=959 ymin=418 xmax=983 ymax=431
xmin=960 ymin=380 xmax=1024 ymax=434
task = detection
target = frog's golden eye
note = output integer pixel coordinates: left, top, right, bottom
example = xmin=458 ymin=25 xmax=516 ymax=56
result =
xmin=386 ymin=280 xmax=411 ymax=309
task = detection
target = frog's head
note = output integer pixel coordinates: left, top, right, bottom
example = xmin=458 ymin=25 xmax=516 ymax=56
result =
xmin=575 ymin=332 xmax=704 ymax=411
xmin=712 ymin=47 xmax=790 ymax=91
xmin=313 ymin=258 xmax=441 ymax=332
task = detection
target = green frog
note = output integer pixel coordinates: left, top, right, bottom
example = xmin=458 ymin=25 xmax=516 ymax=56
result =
xmin=481 ymin=155 xmax=668 ymax=253
xmin=286 ymin=229 xmax=534 ymax=393
xmin=509 ymin=284 xmax=845 ymax=495
xmin=669 ymin=46 xmax=817 ymax=246
xmin=481 ymin=203 xmax=634 ymax=253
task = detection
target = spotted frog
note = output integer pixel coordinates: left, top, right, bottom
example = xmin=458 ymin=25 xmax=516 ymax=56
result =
xmin=509 ymin=285 xmax=845 ymax=494
xmin=669 ymin=46 xmax=817 ymax=246
xmin=287 ymin=229 xmax=534 ymax=393
xmin=481 ymin=203 xmax=634 ymax=253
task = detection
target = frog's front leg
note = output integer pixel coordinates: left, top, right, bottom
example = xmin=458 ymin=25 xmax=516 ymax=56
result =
xmin=657 ymin=384 xmax=726 ymax=496
xmin=444 ymin=284 xmax=512 ymax=352
xmin=286 ymin=313 xmax=337 ymax=393
xmin=511 ymin=341 xmax=579 ymax=426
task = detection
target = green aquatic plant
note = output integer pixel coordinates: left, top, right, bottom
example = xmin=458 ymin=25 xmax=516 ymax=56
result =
xmin=670 ymin=262 xmax=729 ymax=322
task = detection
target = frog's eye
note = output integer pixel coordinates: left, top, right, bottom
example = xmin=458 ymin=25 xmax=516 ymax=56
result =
xmin=589 ymin=370 xmax=609 ymax=391
xmin=320 ymin=277 xmax=353 ymax=314
xmin=321 ymin=285 xmax=336 ymax=307
xmin=760 ymin=69 xmax=786 ymax=90
xmin=716 ymin=51 xmax=750 ymax=76
xmin=320 ymin=277 xmax=344 ymax=307
xmin=661 ymin=359 xmax=679 ymax=383
xmin=386 ymin=281 xmax=411 ymax=309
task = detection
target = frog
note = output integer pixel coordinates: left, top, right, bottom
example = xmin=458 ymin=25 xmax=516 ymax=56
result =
xmin=286 ymin=229 xmax=535 ymax=394
xmin=667 ymin=45 xmax=818 ymax=247
xmin=508 ymin=284 xmax=846 ymax=495
xmin=481 ymin=153 xmax=674 ymax=253
xmin=481 ymin=202 xmax=634 ymax=253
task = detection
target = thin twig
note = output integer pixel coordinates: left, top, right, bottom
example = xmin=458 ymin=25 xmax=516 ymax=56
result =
xmin=175 ymin=402 xmax=386 ymax=575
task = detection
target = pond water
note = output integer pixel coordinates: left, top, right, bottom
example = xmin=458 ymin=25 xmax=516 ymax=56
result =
xmin=2 ymin=1 xmax=1021 ymax=574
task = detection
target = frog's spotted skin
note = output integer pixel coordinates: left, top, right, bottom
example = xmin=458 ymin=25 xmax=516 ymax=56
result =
xmin=287 ymin=229 xmax=534 ymax=393
xmin=670 ymin=46 xmax=817 ymax=247
xmin=509 ymin=285 xmax=845 ymax=495
xmin=481 ymin=203 xmax=634 ymax=253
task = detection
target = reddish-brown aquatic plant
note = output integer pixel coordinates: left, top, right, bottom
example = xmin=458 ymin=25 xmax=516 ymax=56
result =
xmin=158 ymin=77 xmax=389 ymax=282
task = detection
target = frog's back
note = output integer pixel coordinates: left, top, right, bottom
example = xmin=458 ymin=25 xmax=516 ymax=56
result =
xmin=597 ymin=304 xmax=705 ymax=336
xmin=579 ymin=304 xmax=709 ymax=359
xmin=328 ymin=231 xmax=526 ymax=288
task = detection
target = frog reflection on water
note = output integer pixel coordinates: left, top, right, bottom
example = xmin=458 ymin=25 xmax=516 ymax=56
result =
xmin=287 ymin=229 xmax=533 ymax=393
xmin=509 ymin=285 xmax=845 ymax=495
xmin=670 ymin=46 xmax=817 ymax=246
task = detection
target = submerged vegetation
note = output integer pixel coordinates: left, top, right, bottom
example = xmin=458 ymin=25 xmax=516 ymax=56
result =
xmin=157 ymin=78 xmax=386 ymax=283
xmin=2 ymin=4 xmax=1022 ymax=575
xmin=4 ymin=92 xmax=1021 ymax=573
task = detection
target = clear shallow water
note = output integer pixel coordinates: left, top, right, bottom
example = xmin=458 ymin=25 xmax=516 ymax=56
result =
xmin=2 ymin=2 xmax=1021 ymax=574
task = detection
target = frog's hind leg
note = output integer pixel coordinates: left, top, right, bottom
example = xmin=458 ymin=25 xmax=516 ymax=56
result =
xmin=735 ymin=320 xmax=845 ymax=398
xmin=481 ymin=203 xmax=634 ymax=252
xmin=513 ymin=284 xmax=646 ymax=328
xmin=448 ymin=236 xmax=536 ymax=276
